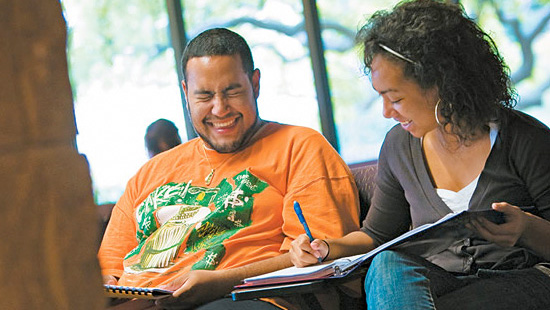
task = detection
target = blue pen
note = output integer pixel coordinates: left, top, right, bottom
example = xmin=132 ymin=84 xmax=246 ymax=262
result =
xmin=294 ymin=201 xmax=322 ymax=263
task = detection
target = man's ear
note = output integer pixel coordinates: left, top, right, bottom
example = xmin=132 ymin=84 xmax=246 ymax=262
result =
xmin=252 ymin=69 xmax=260 ymax=99
xmin=182 ymin=80 xmax=190 ymax=111
xmin=181 ymin=80 xmax=188 ymax=96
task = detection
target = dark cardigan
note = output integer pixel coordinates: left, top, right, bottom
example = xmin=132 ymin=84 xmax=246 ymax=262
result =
xmin=362 ymin=109 xmax=550 ymax=273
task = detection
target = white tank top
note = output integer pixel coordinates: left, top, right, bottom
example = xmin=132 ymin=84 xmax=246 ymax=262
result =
xmin=436 ymin=124 xmax=498 ymax=212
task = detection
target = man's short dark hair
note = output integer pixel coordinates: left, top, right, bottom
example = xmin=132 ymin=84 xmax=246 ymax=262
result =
xmin=181 ymin=28 xmax=254 ymax=82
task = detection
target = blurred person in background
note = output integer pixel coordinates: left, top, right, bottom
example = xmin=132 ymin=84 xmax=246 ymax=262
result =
xmin=145 ymin=118 xmax=182 ymax=158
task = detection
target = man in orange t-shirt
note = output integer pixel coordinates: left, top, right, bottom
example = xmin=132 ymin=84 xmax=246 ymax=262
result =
xmin=98 ymin=28 xmax=359 ymax=309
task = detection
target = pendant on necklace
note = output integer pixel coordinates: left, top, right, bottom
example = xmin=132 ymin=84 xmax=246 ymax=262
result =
xmin=205 ymin=169 xmax=215 ymax=185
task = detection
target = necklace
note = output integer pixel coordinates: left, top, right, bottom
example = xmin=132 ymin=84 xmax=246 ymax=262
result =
xmin=201 ymin=142 xmax=240 ymax=186
xmin=201 ymin=143 xmax=216 ymax=185
xmin=200 ymin=120 xmax=267 ymax=185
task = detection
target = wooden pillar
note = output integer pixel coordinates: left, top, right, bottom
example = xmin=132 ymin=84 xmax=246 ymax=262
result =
xmin=0 ymin=0 xmax=104 ymax=309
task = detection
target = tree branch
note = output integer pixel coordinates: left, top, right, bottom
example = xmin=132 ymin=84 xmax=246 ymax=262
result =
xmin=190 ymin=17 xmax=355 ymax=52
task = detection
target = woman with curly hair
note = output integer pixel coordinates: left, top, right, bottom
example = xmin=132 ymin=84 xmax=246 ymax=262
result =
xmin=290 ymin=0 xmax=550 ymax=309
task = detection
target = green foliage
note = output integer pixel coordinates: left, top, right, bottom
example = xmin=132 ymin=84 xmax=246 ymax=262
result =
xmin=62 ymin=0 xmax=172 ymax=90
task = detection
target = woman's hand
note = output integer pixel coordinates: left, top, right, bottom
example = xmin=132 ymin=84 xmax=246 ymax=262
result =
xmin=469 ymin=202 xmax=529 ymax=247
xmin=289 ymin=234 xmax=328 ymax=267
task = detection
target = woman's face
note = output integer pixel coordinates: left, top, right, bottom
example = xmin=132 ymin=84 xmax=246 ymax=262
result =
xmin=370 ymin=54 xmax=439 ymax=138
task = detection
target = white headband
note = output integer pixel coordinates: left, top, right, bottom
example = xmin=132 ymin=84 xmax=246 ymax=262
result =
xmin=379 ymin=43 xmax=417 ymax=65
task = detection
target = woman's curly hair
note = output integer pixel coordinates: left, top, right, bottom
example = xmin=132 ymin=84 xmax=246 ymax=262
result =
xmin=357 ymin=0 xmax=516 ymax=142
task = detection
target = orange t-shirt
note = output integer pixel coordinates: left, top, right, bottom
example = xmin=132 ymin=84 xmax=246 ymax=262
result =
xmin=98 ymin=122 xmax=359 ymax=287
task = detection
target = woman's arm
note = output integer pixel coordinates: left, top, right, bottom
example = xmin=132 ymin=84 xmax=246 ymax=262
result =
xmin=289 ymin=231 xmax=376 ymax=267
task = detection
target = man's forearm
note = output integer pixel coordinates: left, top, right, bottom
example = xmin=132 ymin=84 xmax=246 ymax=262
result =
xmin=157 ymin=253 xmax=293 ymax=308
xmin=219 ymin=253 xmax=292 ymax=287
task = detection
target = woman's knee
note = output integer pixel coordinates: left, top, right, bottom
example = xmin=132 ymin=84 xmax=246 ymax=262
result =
xmin=369 ymin=250 xmax=408 ymax=272
xmin=364 ymin=251 xmax=438 ymax=309
xmin=365 ymin=251 xmax=408 ymax=287
xmin=371 ymin=250 xmax=402 ymax=265
xmin=365 ymin=250 xmax=434 ymax=289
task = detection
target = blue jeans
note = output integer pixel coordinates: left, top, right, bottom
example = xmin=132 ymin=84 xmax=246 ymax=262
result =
xmin=364 ymin=250 xmax=550 ymax=310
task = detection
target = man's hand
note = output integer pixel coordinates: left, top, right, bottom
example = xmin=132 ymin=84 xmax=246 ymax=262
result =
xmin=103 ymin=274 xmax=118 ymax=285
xmin=152 ymin=253 xmax=292 ymax=309
xmin=289 ymin=234 xmax=327 ymax=267
xmin=155 ymin=269 xmax=236 ymax=310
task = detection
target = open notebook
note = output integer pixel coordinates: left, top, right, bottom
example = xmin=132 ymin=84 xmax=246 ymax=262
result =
xmin=239 ymin=253 xmax=366 ymax=287
xmin=234 ymin=209 xmax=507 ymax=292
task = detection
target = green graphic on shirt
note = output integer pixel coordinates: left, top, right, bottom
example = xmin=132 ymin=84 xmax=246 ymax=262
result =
xmin=126 ymin=182 xmax=218 ymax=261
xmin=191 ymin=244 xmax=226 ymax=270
xmin=187 ymin=170 xmax=268 ymax=269
xmin=125 ymin=170 xmax=268 ymax=273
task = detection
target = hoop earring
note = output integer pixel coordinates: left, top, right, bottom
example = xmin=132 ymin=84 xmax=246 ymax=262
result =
xmin=435 ymin=99 xmax=442 ymax=126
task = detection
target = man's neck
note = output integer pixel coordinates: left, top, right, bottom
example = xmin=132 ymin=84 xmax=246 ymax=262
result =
xmin=234 ymin=118 xmax=267 ymax=152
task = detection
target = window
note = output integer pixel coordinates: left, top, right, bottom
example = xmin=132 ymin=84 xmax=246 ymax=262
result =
xmin=63 ymin=1 xmax=185 ymax=203
xmin=64 ymin=0 xmax=550 ymax=204
xmin=317 ymin=0 xmax=400 ymax=163
xmin=184 ymin=0 xmax=321 ymax=130
xmin=461 ymin=0 xmax=550 ymax=124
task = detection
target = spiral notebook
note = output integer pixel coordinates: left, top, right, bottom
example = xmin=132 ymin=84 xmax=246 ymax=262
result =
xmin=104 ymin=284 xmax=173 ymax=299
